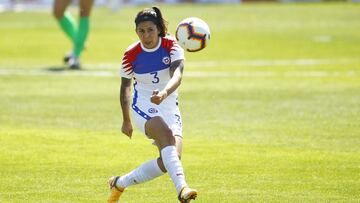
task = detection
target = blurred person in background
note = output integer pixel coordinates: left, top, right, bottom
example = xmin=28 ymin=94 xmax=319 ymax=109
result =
xmin=53 ymin=0 xmax=94 ymax=69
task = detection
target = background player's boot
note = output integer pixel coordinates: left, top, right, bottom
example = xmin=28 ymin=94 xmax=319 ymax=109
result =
xmin=68 ymin=56 xmax=81 ymax=70
xmin=108 ymin=176 xmax=124 ymax=203
xmin=178 ymin=187 xmax=197 ymax=203
xmin=63 ymin=52 xmax=73 ymax=63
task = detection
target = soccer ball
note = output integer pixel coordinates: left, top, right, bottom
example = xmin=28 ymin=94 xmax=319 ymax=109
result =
xmin=175 ymin=17 xmax=211 ymax=52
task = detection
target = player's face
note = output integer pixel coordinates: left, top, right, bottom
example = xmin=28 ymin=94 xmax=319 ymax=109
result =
xmin=136 ymin=21 xmax=160 ymax=49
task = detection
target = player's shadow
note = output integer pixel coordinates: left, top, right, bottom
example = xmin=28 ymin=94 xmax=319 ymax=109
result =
xmin=45 ymin=66 xmax=81 ymax=72
xmin=46 ymin=66 xmax=67 ymax=72
xmin=45 ymin=66 xmax=69 ymax=72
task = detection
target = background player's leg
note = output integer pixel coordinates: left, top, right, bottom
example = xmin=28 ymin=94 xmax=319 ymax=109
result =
xmin=53 ymin=0 xmax=76 ymax=48
xmin=74 ymin=0 xmax=94 ymax=58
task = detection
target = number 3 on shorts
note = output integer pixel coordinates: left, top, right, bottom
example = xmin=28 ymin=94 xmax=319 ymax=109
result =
xmin=150 ymin=72 xmax=159 ymax=84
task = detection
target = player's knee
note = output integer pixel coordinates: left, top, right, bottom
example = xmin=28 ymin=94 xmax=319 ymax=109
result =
xmin=156 ymin=129 xmax=175 ymax=148
xmin=79 ymin=6 xmax=92 ymax=17
xmin=163 ymin=128 xmax=175 ymax=145
xmin=53 ymin=10 xmax=63 ymax=20
xmin=80 ymin=11 xmax=90 ymax=17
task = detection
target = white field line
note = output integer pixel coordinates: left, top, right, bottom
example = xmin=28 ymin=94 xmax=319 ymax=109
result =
xmin=0 ymin=58 xmax=358 ymax=78
xmin=0 ymin=68 xmax=116 ymax=77
xmin=1 ymin=58 xmax=358 ymax=70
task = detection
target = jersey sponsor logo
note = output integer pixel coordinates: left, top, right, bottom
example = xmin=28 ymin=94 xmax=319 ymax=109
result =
xmin=162 ymin=56 xmax=170 ymax=65
xmin=148 ymin=108 xmax=158 ymax=114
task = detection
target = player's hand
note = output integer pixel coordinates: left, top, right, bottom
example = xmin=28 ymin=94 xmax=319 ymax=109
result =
xmin=150 ymin=89 xmax=168 ymax=105
xmin=121 ymin=121 xmax=133 ymax=139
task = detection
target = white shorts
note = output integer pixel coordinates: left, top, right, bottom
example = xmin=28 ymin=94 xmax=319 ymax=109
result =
xmin=131 ymin=97 xmax=182 ymax=138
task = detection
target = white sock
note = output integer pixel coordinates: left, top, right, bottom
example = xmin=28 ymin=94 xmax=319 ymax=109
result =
xmin=116 ymin=159 xmax=165 ymax=188
xmin=161 ymin=145 xmax=187 ymax=193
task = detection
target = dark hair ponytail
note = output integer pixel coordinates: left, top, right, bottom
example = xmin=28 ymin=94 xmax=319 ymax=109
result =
xmin=135 ymin=6 xmax=168 ymax=37
xmin=152 ymin=6 xmax=168 ymax=37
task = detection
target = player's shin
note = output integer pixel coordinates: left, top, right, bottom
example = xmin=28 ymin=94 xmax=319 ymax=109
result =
xmin=117 ymin=159 xmax=164 ymax=188
xmin=160 ymin=145 xmax=187 ymax=193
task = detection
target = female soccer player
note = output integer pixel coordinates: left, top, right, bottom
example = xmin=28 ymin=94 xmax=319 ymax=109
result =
xmin=107 ymin=6 xmax=198 ymax=203
xmin=53 ymin=0 xmax=93 ymax=69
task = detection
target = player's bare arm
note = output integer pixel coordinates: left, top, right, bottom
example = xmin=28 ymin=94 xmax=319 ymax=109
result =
xmin=120 ymin=77 xmax=133 ymax=138
xmin=150 ymin=59 xmax=184 ymax=105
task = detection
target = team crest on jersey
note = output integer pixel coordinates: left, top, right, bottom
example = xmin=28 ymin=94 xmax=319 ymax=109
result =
xmin=148 ymin=108 xmax=158 ymax=114
xmin=162 ymin=56 xmax=170 ymax=65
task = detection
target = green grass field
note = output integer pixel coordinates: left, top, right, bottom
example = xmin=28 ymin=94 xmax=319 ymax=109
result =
xmin=1 ymin=3 xmax=360 ymax=202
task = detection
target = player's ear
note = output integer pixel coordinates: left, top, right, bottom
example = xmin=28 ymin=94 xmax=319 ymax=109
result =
xmin=156 ymin=26 xmax=161 ymax=36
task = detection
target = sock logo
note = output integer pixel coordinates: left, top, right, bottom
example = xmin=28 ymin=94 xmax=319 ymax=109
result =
xmin=176 ymin=173 xmax=184 ymax=176
xmin=133 ymin=179 xmax=138 ymax=184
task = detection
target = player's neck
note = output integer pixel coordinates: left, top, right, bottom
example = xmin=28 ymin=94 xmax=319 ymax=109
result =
xmin=141 ymin=37 xmax=161 ymax=52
